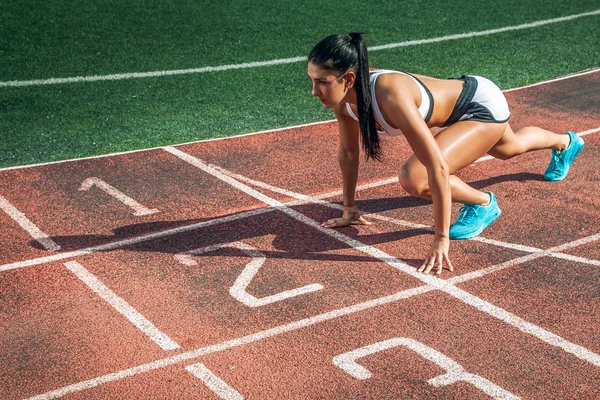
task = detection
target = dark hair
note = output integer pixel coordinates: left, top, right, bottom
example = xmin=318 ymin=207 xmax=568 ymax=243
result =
xmin=308 ymin=32 xmax=382 ymax=161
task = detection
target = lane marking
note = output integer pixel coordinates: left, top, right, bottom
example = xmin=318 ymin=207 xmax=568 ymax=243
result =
xmin=0 ymin=119 xmax=338 ymax=172
xmin=64 ymin=260 xmax=180 ymax=351
xmin=2 ymin=10 xmax=599 ymax=88
xmin=79 ymin=177 xmax=159 ymax=216
xmin=164 ymin=146 xmax=600 ymax=369
xmin=1 ymin=74 xmax=597 ymax=173
xmin=0 ymin=176 xmax=403 ymax=272
xmin=333 ymin=337 xmax=519 ymax=399
xmin=175 ymin=242 xmax=323 ymax=307
xmin=26 ymin=285 xmax=435 ymax=400
xmin=449 ymin=234 xmax=600 ymax=285
xmin=0 ymin=195 xmax=61 ymax=251
xmin=579 ymin=126 xmax=600 ymax=137
xmin=504 ymin=68 xmax=600 ymax=92
xmin=185 ymin=363 xmax=244 ymax=400
xmin=0 ymin=207 xmax=272 ymax=272
xmin=28 ymin=226 xmax=600 ymax=400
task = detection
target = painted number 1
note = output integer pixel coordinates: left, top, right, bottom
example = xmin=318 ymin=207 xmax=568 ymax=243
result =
xmin=79 ymin=177 xmax=159 ymax=216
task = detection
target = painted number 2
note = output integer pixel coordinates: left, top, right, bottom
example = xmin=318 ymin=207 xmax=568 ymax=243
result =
xmin=175 ymin=241 xmax=323 ymax=307
xmin=333 ymin=337 xmax=519 ymax=399
xmin=79 ymin=177 xmax=159 ymax=216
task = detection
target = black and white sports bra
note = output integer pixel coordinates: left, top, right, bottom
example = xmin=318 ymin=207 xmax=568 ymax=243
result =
xmin=345 ymin=69 xmax=434 ymax=136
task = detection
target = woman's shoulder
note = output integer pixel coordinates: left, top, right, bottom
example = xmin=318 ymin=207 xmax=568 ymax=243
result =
xmin=373 ymin=70 xmax=419 ymax=96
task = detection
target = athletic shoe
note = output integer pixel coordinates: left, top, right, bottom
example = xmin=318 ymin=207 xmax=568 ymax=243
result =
xmin=543 ymin=131 xmax=584 ymax=181
xmin=449 ymin=192 xmax=501 ymax=240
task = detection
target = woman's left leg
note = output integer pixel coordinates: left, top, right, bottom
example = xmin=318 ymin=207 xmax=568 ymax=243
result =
xmin=399 ymin=120 xmax=507 ymax=239
xmin=399 ymin=120 xmax=507 ymax=205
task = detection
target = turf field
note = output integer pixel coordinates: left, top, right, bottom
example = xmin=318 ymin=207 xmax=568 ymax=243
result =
xmin=1 ymin=0 xmax=599 ymax=168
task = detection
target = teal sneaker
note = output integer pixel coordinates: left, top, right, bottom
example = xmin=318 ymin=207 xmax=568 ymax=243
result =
xmin=544 ymin=131 xmax=584 ymax=181
xmin=449 ymin=192 xmax=501 ymax=240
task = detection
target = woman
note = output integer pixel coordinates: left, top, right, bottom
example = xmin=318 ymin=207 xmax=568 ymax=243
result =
xmin=307 ymin=32 xmax=584 ymax=275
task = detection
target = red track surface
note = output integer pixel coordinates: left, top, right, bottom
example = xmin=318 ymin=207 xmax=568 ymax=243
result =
xmin=1 ymin=71 xmax=599 ymax=399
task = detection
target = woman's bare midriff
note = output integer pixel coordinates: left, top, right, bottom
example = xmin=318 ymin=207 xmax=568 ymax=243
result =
xmin=412 ymin=74 xmax=465 ymax=127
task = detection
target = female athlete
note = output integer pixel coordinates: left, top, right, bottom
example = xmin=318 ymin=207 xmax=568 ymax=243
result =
xmin=307 ymin=32 xmax=584 ymax=275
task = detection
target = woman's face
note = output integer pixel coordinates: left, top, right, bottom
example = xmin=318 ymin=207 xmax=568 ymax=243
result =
xmin=307 ymin=62 xmax=352 ymax=109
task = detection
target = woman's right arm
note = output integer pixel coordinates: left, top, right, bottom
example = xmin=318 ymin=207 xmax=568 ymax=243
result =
xmin=321 ymin=103 xmax=371 ymax=228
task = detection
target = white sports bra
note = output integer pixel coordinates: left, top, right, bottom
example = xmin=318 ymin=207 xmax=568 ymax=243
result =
xmin=345 ymin=69 xmax=433 ymax=136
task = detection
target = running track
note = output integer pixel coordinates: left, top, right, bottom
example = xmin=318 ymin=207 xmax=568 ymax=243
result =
xmin=1 ymin=70 xmax=599 ymax=399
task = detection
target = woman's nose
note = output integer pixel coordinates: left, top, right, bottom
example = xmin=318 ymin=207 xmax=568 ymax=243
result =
xmin=311 ymin=83 xmax=320 ymax=96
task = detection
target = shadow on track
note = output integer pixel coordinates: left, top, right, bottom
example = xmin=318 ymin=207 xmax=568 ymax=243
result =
xmin=29 ymin=172 xmax=542 ymax=264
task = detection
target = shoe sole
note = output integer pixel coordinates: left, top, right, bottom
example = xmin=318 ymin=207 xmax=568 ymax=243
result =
xmin=544 ymin=140 xmax=584 ymax=181
xmin=449 ymin=208 xmax=502 ymax=240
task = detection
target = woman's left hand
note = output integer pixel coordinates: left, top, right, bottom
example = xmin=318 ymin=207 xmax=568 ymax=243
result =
xmin=418 ymin=236 xmax=454 ymax=275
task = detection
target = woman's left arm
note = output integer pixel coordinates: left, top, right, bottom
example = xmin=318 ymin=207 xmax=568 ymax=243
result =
xmin=382 ymin=89 xmax=454 ymax=275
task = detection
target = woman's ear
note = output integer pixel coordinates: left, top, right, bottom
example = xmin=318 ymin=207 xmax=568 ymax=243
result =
xmin=345 ymin=71 xmax=356 ymax=89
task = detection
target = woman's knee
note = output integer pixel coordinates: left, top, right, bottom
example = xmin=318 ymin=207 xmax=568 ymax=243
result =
xmin=398 ymin=168 xmax=429 ymax=197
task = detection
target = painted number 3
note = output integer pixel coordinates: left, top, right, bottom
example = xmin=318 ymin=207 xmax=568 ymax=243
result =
xmin=334 ymin=337 xmax=519 ymax=399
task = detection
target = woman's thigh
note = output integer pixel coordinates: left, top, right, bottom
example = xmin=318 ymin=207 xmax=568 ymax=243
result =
xmin=402 ymin=120 xmax=507 ymax=177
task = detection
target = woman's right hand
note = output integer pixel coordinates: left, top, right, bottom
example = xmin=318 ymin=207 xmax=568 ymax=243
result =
xmin=321 ymin=205 xmax=372 ymax=228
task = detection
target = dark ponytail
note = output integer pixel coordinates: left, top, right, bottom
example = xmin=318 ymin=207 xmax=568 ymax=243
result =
xmin=308 ymin=32 xmax=382 ymax=161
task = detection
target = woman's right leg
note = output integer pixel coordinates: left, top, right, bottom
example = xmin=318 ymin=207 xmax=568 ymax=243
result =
xmin=487 ymin=124 xmax=570 ymax=160
xmin=488 ymin=124 xmax=584 ymax=181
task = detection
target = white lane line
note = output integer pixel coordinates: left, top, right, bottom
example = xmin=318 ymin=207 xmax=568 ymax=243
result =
xmin=474 ymin=236 xmax=600 ymax=266
xmin=0 ymin=119 xmax=338 ymax=172
xmin=26 ymin=285 xmax=434 ymax=400
xmin=550 ymin=252 xmax=600 ymax=266
xmin=447 ymin=236 xmax=600 ymax=285
xmin=0 ymin=175 xmax=404 ymax=272
xmin=504 ymin=68 xmax=600 ymax=92
xmin=3 ymin=124 xmax=599 ymax=271
xmin=0 ymin=195 xmax=61 ymax=251
xmin=444 ymin=287 xmax=600 ymax=368
xmin=3 ymin=138 xmax=600 ymax=273
xmin=185 ymin=363 xmax=244 ymax=400
xmin=1 ymin=75 xmax=597 ymax=174
xmin=2 ymin=10 xmax=599 ymax=88
xmin=165 ymin=146 xmax=600 ymax=369
xmin=0 ymin=207 xmax=272 ymax=272
xmin=63 ymin=261 xmax=180 ymax=351
xmin=19 ymin=138 xmax=600 ymax=399
xmin=579 ymin=127 xmax=600 ymax=137
xmin=26 ymin=233 xmax=600 ymax=400
xmin=79 ymin=177 xmax=159 ymax=216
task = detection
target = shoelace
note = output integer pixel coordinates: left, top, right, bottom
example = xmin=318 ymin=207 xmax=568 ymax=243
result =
xmin=456 ymin=204 xmax=480 ymax=224
xmin=551 ymin=152 xmax=563 ymax=173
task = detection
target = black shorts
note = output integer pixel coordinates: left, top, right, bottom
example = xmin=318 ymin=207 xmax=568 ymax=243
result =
xmin=443 ymin=75 xmax=511 ymax=127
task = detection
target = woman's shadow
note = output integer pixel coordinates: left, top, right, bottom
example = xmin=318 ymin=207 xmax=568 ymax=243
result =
xmin=30 ymin=172 xmax=541 ymax=266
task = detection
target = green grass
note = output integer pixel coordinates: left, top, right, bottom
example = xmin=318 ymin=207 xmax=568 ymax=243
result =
xmin=1 ymin=0 xmax=599 ymax=167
